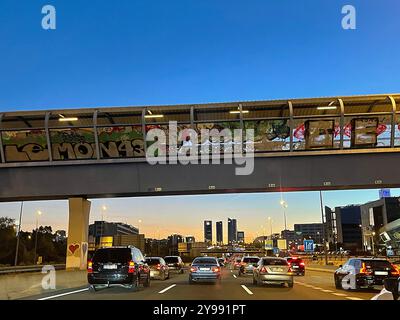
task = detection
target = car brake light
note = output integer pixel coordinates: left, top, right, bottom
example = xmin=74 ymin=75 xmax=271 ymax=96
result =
xmin=87 ymin=260 xmax=93 ymax=273
xmin=128 ymin=261 xmax=135 ymax=274
xmin=190 ymin=266 xmax=198 ymax=272
xmin=156 ymin=264 xmax=161 ymax=270
xmin=288 ymin=267 xmax=293 ymax=274
xmin=300 ymin=262 xmax=305 ymax=266
xmin=390 ymin=264 xmax=400 ymax=276
xmin=260 ymin=266 xmax=268 ymax=274
xmin=212 ymin=266 xmax=220 ymax=273
xmin=359 ymin=262 xmax=372 ymax=275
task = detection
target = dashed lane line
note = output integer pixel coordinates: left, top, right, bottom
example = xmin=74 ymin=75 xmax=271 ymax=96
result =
xmin=346 ymin=297 xmax=364 ymax=300
xmin=332 ymin=292 xmax=348 ymax=297
xmin=233 ymin=275 xmax=237 ymax=279
xmin=158 ymin=284 xmax=177 ymax=294
xmin=241 ymin=285 xmax=254 ymax=295
xmin=38 ymin=288 xmax=89 ymax=300
xmin=321 ymin=289 xmax=334 ymax=293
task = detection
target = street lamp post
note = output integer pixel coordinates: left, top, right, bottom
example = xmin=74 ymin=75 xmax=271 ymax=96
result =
xmin=372 ymin=232 xmax=376 ymax=256
xmin=14 ymin=201 xmax=24 ymax=266
xmin=319 ymin=191 xmax=328 ymax=265
xmin=34 ymin=210 xmax=42 ymax=265
xmin=280 ymin=200 xmax=288 ymax=231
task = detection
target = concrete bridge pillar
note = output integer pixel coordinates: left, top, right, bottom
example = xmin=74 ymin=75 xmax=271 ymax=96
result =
xmin=66 ymin=198 xmax=91 ymax=270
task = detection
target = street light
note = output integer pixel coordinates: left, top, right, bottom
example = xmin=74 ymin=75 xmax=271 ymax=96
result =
xmin=34 ymin=210 xmax=42 ymax=265
xmin=280 ymin=199 xmax=288 ymax=231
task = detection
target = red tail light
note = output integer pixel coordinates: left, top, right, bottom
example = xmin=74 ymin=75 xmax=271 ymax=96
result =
xmin=156 ymin=264 xmax=161 ymax=270
xmin=260 ymin=266 xmax=268 ymax=274
xmin=288 ymin=267 xmax=293 ymax=274
xmin=359 ymin=262 xmax=372 ymax=275
xmin=128 ymin=261 xmax=136 ymax=274
xmin=300 ymin=262 xmax=305 ymax=266
xmin=190 ymin=266 xmax=198 ymax=272
xmin=212 ymin=266 xmax=220 ymax=273
xmin=390 ymin=265 xmax=400 ymax=276
xmin=87 ymin=260 xmax=93 ymax=273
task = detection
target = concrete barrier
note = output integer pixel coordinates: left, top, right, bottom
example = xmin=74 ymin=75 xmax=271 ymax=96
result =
xmin=0 ymin=268 xmax=87 ymax=300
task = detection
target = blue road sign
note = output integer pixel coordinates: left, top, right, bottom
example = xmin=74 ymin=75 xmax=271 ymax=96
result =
xmin=303 ymin=240 xmax=314 ymax=252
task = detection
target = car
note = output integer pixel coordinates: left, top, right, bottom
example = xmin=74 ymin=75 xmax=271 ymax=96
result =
xmin=232 ymin=257 xmax=242 ymax=270
xmin=285 ymin=257 xmax=305 ymax=276
xmin=145 ymin=257 xmax=170 ymax=280
xmin=87 ymin=246 xmax=150 ymax=292
xmin=253 ymin=257 xmax=294 ymax=288
xmin=238 ymin=256 xmax=260 ymax=276
xmin=334 ymin=258 xmax=400 ymax=290
xmin=217 ymin=258 xmax=225 ymax=268
xmin=164 ymin=256 xmax=185 ymax=273
xmin=371 ymin=277 xmax=400 ymax=300
xmin=189 ymin=256 xmax=222 ymax=284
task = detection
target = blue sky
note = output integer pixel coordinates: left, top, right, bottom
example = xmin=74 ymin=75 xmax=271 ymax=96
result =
xmin=0 ymin=1 xmax=399 ymax=241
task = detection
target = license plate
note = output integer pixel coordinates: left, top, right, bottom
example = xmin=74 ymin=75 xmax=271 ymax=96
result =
xmin=103 ymin=264 xmax=117 ymax=270
xmin=200 ymin=268 xmax=210 ymax=271
xmin=375 ymin=271 xmax=388 ymax=276
xmin=272 ymin=268 xmax=283 ymax=272
xmin=293 ymin=266 xmax=299 ymax=268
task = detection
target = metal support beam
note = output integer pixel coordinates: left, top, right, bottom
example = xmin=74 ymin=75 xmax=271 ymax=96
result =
xmin=338 ymin=99 xmax=345 ymax=150
xmin=288 ymin=101 xmax=294 ymax=152
xmin=190 ymin=106 xmax=194 ymax=129
xmin=93 ymin=110 xmax=100 ymax=160
xmin=45 ymin=112 xmax=53 ymax=162
xmin=0 ymin=114 xmax=4 ymax=163
xmin=142 ymin=108 xmax=147 ymax=155
xmin=388 ymin=96 xmax=396 ymax=148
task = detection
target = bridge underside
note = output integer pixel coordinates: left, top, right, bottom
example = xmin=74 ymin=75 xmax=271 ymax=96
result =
xmin=1 ymin=151 xmax=400 ymax=202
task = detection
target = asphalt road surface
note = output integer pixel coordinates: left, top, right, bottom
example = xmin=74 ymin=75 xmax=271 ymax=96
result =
xmin=23 ymin=268 xmax=379 ymax=300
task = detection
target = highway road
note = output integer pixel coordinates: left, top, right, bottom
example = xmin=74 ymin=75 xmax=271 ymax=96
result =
xmin=22 ymin=267 xmax=379 ymax=300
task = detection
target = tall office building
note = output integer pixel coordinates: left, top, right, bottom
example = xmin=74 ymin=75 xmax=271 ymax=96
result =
xmin=204 ymin=220 xmax=212 ymax=244
xmin=228 ymin=218 xmax=237 ymax=244
xmin=237 ymin=231 xmax=245 ymax=244
xmin=216 ymin=221 xmax=223 ymax=245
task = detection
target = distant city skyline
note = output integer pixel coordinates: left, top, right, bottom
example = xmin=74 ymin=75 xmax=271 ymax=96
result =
xmin=1 ymin=188 xmax=399 ymax=243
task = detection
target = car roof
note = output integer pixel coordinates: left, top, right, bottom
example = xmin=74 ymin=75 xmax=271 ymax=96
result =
xmin=242 ymin=256 xmax=260 ymax=259
xmin=146 ymin=257 xmax=162 ymax=259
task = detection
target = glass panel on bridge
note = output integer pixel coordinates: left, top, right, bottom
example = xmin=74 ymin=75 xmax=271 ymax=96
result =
xmin=50 ymin=128 xmax=96 ymax=160
xmin=145 ymin=123 xmax=192 ymax=155
xmin=292 ymin=117 xmax=340 ymax=150
xmin=1 ymin=129 xmax=49 ymax=162
xmin=244 ymin=119 xmax=290 ymax=152
xmin=97 ymin=125 xmax=144 ymax=158
xmin=343 ymin=115 xmax=391 ymax=148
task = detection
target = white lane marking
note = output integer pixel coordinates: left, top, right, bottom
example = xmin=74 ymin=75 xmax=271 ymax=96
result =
xmin=241 ymin=285 xmax=254 ymax=295
xmin=346 ymin=297 xmax=363 ymax=300
xmin=332 ymin=292 xmax=348 ymax=296
xmin=158 ymin=284 xmax=177 ymax=294
xmin=312 ymin=287 xmax=322 ymax=290
xmin=38 ymin=288 xmax=89 ymax=300
xmin=321 ymin=289 xmax=334 ymax=293
xmin=233 ymin=275 xmax=237 ymax=278
xmin=230 ymin=270 xmax=233 ymax=273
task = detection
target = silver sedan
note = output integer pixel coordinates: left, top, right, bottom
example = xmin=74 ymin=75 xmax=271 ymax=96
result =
xmin=253 ymin=257 xmax=294 ymax=288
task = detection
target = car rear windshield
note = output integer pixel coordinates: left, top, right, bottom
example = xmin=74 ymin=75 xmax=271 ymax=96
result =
xmin=193 ymin=258 xmax=217 ymax=265
xmin=164 ymin=257 xmax=179 ymax=263
xmin=363 ymin=260 xmax=392 ymax=269
xmin=243 ymin=257 xmax=259 ymax=263
xmin=287 ymin=258 xmax=303 ymax=263
xmin=93 ymin=248 xmax=131 ymax=264
xmin=145 ymin=258 xmax=161 ymax=266
xmin=262 ymin=258 xmax=288 ymax=266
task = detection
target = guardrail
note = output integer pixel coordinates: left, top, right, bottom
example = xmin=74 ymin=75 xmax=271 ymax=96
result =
xmin=0 ymin=264 xmax=66 ymax=275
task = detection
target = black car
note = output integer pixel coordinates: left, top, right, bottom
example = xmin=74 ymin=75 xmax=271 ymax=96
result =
xmin=88 ymin=246 xmax=150 ymax=291
xmin=334 ymin=258 xmax=399 ymax=290
xmin=164 ymin=256 xmax=185 ymax=273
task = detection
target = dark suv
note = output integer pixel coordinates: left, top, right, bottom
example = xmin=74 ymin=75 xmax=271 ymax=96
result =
xmin=88 ymin=246 xmax=150 ymax=291
xmin=164 ymin=256 xmax=185 ymax=273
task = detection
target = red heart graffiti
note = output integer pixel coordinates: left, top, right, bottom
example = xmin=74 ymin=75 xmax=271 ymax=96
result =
xmin=69 ymin=244 xmax=80 ymax=254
